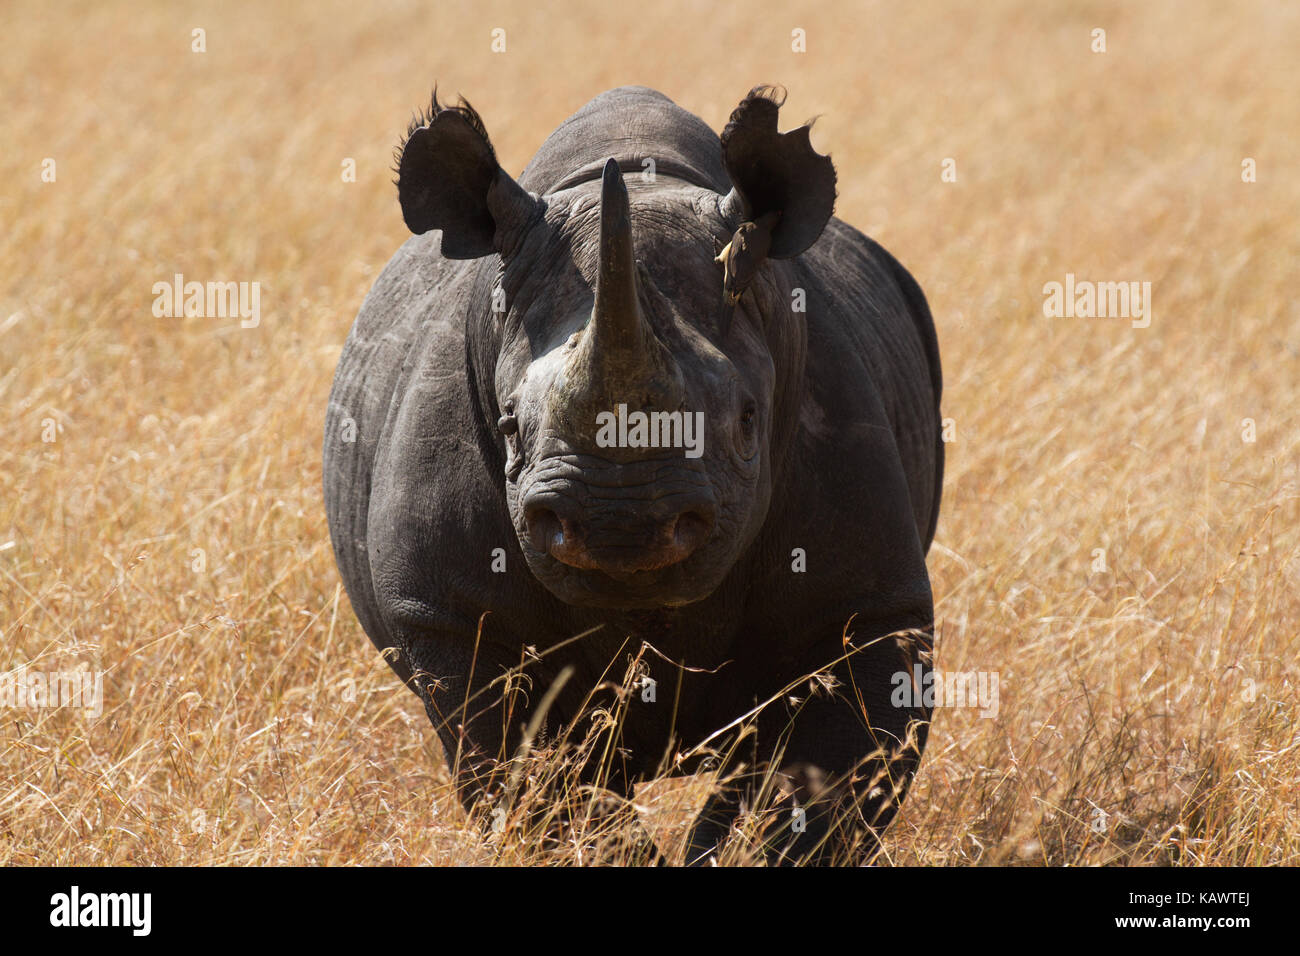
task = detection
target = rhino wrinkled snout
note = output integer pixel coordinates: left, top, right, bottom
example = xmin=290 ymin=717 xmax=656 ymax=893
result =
xmin=523 ymin=487 xmax=716 ymax=577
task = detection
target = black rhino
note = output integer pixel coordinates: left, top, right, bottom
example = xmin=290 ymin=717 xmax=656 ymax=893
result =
xmin=324 ymin=85 xmax=943 ymax=864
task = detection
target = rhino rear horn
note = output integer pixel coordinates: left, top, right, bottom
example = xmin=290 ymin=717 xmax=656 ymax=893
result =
xmin=396 ymin=90 xmax=541 ymax=258
xmin=719 ymin=85 xmax=837 ymax=260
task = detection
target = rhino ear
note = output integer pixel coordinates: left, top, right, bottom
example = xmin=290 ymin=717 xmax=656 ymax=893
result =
xmin=719 ymin=85 xmax=837 ymax=259
xmin=396 ymin=92 xmax=541 ymax=258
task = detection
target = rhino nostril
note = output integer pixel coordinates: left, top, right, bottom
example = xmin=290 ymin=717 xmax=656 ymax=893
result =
xmin=526 ymin=507 xmax=565 ymax=554
xmin=671 ymin=509 xmax=714 ymax=556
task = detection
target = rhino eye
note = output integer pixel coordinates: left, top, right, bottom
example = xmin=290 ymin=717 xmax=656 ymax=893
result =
xmin=737 ymin=404 xmax=759 ymax=460
xmin=498 ymin=401 xmax=518 ymax=435
xmin=741 ymin=403 xmax=756 ymax=427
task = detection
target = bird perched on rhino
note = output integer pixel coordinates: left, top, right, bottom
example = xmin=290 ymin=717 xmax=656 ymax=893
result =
xmin=716 ymin=210 xmax=781 ymax=305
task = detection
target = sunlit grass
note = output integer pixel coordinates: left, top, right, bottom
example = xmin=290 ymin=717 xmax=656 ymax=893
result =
xmin=1 ymin=0 xmax=1296 ymax=865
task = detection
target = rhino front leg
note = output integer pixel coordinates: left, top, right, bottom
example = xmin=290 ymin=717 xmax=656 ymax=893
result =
xmin=685 ymin=622 xmax=933 ymax=866
xmin=401 ymin=631 xmax=540 ymax=807
xmin=402 ymin=629 xmax=664 ymax=863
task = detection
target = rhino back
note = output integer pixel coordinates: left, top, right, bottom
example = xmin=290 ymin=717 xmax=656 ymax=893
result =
xmin=796 ymin=216 xmax=943 ymax=554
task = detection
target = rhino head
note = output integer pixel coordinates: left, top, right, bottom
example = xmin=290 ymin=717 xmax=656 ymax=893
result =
xmin=396 ymin=87 xmax=836 ymax=609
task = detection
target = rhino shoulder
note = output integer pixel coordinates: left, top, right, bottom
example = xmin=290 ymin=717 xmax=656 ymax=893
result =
xmin=323 ymin=232 xmax=488 ymax=673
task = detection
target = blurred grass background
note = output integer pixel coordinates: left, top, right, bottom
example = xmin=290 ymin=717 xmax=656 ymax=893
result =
xmin=1 ymin=0 xmax=1297 ymax=864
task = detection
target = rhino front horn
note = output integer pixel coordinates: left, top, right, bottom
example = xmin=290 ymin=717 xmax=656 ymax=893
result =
xmin=590 ymin=159 xmax=652 ymax=359
xmin=556 ymin=160 xmax=679 ymax=441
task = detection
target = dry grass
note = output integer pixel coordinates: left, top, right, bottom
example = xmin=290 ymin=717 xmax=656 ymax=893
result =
xmin=1 ymin=0 xmax=1297 ymax=865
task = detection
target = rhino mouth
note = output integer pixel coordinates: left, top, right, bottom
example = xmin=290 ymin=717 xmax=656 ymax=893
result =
xmin=528 ymin=505 xmax=714 ymax=575
xmin=514 ymin=454 xmax=722 ymax=607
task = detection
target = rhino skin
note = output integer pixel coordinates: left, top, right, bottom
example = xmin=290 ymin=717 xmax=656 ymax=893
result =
xmin=324 ymin=85 xmax=943 ymax=865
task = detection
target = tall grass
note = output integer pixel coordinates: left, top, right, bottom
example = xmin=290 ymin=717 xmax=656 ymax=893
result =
xmin=1 ymin=0 xmax=1296 ymax=864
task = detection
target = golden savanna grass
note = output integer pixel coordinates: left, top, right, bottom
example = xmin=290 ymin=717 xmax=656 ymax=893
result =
xmin=1 ymin=0 xmax=1296 ymax=865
